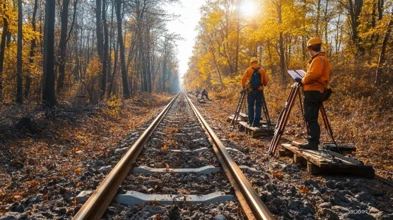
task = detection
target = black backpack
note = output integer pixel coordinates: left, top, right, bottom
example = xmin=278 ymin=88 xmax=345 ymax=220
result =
xmin=250 ymin=67 xmax=261 ymax=90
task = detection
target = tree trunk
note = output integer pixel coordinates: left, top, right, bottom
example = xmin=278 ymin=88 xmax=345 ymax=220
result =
xmin=0 ymin=4 xmax=9 ymax=101
xmin=277 ymin=0 xmax=286 ymax=83
xmin=26 ymin=0 xmax=39 ymax=99
xmin=43 ymin=0 xmax=57 ymax=107
xmin=108 ymin=41 xmax=118 ymax=99
xmin=146 ymin=35 xmax=152 ymax=93
xmin=101 ymin=0 xmax=109 ymax=99
xmin=235 ymin=2 xmax=240 ymax=76
xmin=162 ymin=39 xmax=167 ymax=92
xmin=375 ymin=9 xmax=393 ymax=86
xmin=107 ymin=1 xmax=115 ymax=99
xmin=115 ymin=0 xmax=130 ymax=98
xmin=57 ymin=0 xmax=70 ymax=94
xmin=316 ymin=0 xmax=321 ymax=35
xmin=96 ymin=0 xmax=103 ymax=60
xmin=95 ymin=0 xmax=105 ymax=99
xmin=346 ymin=0 xmax=365 ymax=55
xmin=16 ymin=0 xmax=23 ymax=104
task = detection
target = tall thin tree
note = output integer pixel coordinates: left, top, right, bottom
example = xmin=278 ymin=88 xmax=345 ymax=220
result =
xmin=43 ymin=0 xmax=57 ymax=107
xmin=0 ymin=3 xmax=9 ymax=101
xmin=57 ymin=0 xmax=71 ymax=94
xmin=101 ymin=0 xmax=109 ymax=99
xmin=116 ymin=0 xmax=130 ymax=98
xmin=16 ymin=0 xmax=23 ymax=104
xmin=375 ymin=8 xmax=393 ymax=86
xmin=26 ymin=0 xmax=39 ymax=99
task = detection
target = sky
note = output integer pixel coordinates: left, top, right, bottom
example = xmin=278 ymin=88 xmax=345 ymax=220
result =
xmin=164 ymin=0 xmax=207 ymax=80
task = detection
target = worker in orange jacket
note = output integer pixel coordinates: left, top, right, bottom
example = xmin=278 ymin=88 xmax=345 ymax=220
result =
xmin=294 ymin=37 xmax=330 ymax=150
xmin=241 ymin=57 xmax=269 ymax=127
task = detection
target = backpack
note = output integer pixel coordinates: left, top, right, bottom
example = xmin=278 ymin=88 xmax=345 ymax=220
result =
xmin=250 ymin=67 xmax=261 ymax=90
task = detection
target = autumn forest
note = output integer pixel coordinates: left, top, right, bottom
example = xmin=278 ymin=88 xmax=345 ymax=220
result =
xmin=0 ymin=0 xmax=181 ymax=106
xmin=0 ymin=0 xmax=393 ymax=218
xmin=183 ymin=0 xmax=393 ymax=172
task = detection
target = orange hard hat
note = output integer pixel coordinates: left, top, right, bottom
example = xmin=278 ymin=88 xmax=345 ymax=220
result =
xmin=307 ymin=37 xmax=322 ymax=47
xmin=249 ymin=57 xmax=258 ymax=64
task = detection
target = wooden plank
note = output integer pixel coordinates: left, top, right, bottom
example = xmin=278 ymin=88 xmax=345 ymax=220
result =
xmin=278 ymin=149 xmax=293 ymax=157
xmin=281 ymin=143 xmax=374 ymax=178
xmin=282 ymin=144 xmax=329 ymax=166
xmin=293 ymin=154 xmax=307 ymax=166
xmin=239 ymin=121 xmax=274 ymax=138
xmin=319 ymin=150 xmax=363 ymax=166
xmin=227 ymin=113 xmax=248 ymax=122
xmin=322 ymin=142 xmax=356 ymax=153
xmin=307 ymin=162 xmax=320 ymax=175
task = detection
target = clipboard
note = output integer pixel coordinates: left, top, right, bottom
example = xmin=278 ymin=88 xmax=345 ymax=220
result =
xmin=287 ymin=70 xmax=306 ymax=79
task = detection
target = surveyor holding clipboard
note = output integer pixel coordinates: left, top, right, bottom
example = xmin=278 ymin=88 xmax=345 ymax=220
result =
xmin=294 ymin=37 xmax=330 ymax=150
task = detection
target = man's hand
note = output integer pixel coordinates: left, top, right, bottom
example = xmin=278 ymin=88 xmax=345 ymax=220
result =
xmin=294 ymin=77 xmax=302 ymax=84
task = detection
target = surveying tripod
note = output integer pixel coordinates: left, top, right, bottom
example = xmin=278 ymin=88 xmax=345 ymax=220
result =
xmin=231 ymin=89 xmax=272 ymax=130
xmin=268 ymin=82 xmax=339 ymax=156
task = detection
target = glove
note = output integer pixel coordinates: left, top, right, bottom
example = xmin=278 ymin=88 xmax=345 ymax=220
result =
xmin=294 ymin=77 xmax=302 ymax=84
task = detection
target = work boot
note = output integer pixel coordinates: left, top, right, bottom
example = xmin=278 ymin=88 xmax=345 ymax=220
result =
xmin=297 ymin=142 xmax=319 ymax=150
xmin=252 ymin=123 xmax=261 ymax=127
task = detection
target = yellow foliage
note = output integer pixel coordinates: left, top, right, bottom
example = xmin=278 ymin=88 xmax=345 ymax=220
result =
xmin=86 ymin=55 xmax=102 ymax=77
xmin=106 ymin=96 xmax=122 ymax=118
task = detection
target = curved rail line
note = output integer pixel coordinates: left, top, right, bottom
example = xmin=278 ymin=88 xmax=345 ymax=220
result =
xmin=73 ymin=93 xmax=273 ymax=220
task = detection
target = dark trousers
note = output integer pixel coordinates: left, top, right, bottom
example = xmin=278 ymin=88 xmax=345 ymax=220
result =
xmin=247 ymin=90 xmax=262 ymax=125
xmin=304 ymin=91 xmax=322 ymax=144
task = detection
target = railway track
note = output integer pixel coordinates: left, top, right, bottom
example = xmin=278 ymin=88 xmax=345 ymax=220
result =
xmin=73 ymin=93 xmax=273 ymax=219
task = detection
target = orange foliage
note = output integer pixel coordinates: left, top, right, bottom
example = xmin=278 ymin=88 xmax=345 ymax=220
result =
xmin=299 ymin=185 xmax=310 ymax=194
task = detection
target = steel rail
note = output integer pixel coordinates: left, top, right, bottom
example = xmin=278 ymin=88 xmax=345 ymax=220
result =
xmin=73 ymin=93 xmax=180 ymax=220
xmin=186 ymin=94 xmax=274 ymax=220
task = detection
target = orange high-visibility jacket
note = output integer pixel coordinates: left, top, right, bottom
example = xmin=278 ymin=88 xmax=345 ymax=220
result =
xmin=301 ymin=52 xmax=330 ymax=92
xmin=241 ymin=64 xmax=269 ymax=91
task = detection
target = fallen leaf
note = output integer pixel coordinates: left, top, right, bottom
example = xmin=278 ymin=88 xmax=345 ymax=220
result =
xmin=76 ymin=182 xmax=85 ymax=187
xmin=299 ymin=185 xmax=310 ymax=194
xmin=273 ymin=170 xmax=284 ymax=180
xmin=74 ymin=167 xmax=84 ymax=175
xmin=25 ymin=180 xmax=39 ymax=187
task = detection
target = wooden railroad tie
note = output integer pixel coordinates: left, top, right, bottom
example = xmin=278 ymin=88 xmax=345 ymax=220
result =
xmin=278 ymin=142 xmax=374 ymax=178
xmin=238 ymin=121 xmax=275 ymax=138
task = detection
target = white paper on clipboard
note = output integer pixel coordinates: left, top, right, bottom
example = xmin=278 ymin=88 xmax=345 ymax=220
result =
xmin=287 ymin=69 xmax=306 ymax=79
